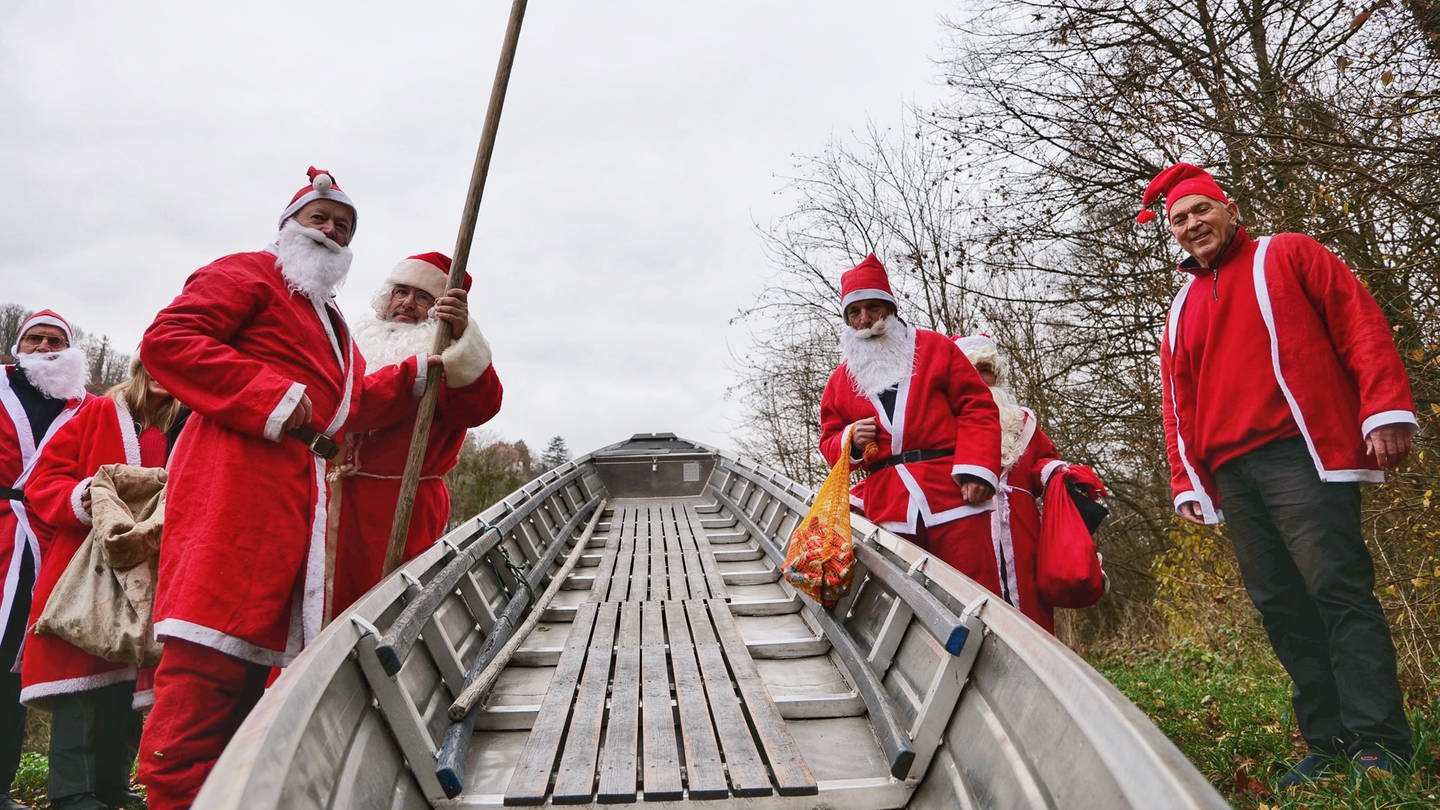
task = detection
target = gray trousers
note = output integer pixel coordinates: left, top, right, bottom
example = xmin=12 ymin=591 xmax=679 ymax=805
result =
xmin=1215 ymin=437 xmax=1411 ymax=758
xmin=48 ymin=681 xmax=141 ymax=807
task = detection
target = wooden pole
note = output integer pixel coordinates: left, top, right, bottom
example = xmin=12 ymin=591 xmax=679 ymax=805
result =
xmin=382 ymin=0 xmax=529 ymax=576
xmin=448 ymin=501 xmax=605 ymax=720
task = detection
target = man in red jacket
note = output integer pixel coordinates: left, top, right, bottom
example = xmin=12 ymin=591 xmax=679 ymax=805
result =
xmin=0 ymin=310 xmax=89 ymax=810
xmin=331 ymin=252 xmax=503 ymax=613
xmin=137 ymin=168 xmax=421 ymax=808
xmin=818 ymin=255 xmax=1002 ymax=591
xmin=1142 ymin=163 xmax=1417 ymax=784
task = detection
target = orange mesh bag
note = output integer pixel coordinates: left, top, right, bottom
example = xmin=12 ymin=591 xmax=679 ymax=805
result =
xmin=784 ymin=430 xmax=874 ymax=608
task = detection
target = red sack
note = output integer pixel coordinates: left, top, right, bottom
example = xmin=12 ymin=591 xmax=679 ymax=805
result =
xmin=1036 ymin=465 xmax=1107 ymax=608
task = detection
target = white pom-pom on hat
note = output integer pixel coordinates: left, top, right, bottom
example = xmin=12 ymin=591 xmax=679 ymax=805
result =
xmin=278 ymin=166 xmax=358 ymax=232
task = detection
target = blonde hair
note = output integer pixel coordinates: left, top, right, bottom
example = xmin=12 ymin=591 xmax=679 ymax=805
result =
xmin=106 ymin=358 xmax=183 ymax=433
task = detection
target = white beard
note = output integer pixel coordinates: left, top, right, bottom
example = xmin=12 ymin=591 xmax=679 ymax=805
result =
xmin=353 ymin=315 xmax=437 ymax=368
xmin=840 ymin=316 xmax=914 ymax=397
xmin=989 ymin=384 xmax=1029 ymax=469
xmin=15 ymin=347 xmax=89 ymax=400
xmin=275 ymin=219 xmax=352 ymax=298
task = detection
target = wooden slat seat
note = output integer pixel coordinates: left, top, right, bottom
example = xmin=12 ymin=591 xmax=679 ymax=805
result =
xmin=503 ymin=598 xmax=813 ymax=805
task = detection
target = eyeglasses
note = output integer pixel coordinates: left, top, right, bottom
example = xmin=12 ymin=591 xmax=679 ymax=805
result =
xmin=19 ymin=334 xmax=68 ymax=349
xmin=390 ymin=286 xmax=436 ymax=309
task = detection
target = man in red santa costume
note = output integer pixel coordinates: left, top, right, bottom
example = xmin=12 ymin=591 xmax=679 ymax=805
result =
xmin=0 ymin=310 xmax=89 ymax=810
xmin=331 ymin=252 xmax=503 ymax=613
xmin=818 ymin=255 xmax=1002 ymax=589
xmin=1142 ymin=163 xmax=1417 ymax=783
xmin=136 ymin=168 xmax=422 ymax=808
xmin=952 ymin=334 xmax=1073 ymax=633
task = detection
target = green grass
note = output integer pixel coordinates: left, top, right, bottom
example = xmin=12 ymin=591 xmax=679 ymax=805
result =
xmin=1090 ymin=637 xmax=1440 ymax=809
xmin=9 ymin=752 xmax=145 ymax=810
xmin=13 ymin=752 xmax=48 ymax=809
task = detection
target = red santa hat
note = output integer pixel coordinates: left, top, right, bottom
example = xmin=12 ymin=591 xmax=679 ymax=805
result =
xmin=839 ymin=254 xmax=898 ymax=313
xmin=277 ymin=166 xmax=358 ymax=231
xmin=385 ymin=252 xmax=472 ymax=300
xmin=11 ymin=309 xmax=74 ymax=355
xmin=1135 ymin=163 xmax=1231 ymax=224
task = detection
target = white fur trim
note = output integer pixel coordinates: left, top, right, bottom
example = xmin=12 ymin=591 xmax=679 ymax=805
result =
xmin=893 ymin=465 xmax=995 ymax=533
xmin=112 ymin=394 xmax=141 ymax=465
xmin=441 ymin=321 xmax=492 ymax=388
xmin=951 ymin=464 xmax=999 ymax=491
xmin=1251 ymin=237 xmax=1333 ymax=484
xmin=19 ymin=667 xmax=137 ymax=708
xmin=70 ymin=477 xmax=94 ymax=526
xmin=1039 ymin=459 xmax=1067 ymax=488
xmin=1361 ymin=410 xmax=1418 ymax=439
xmin=1165 ymin=279 xmax=1222 ymax=523
xmin=412 ymin=353 xmax=429 ymax=398
xmin=265 ymin=383 xmax=307 ymax=442
xmin=14 ymin=314 xmax=74 ymax=353
xmin=990 ymin=482 xmax=1021 ymax=609
xmin=301 ymin=456 xmax=329 ymax=648
xmin=277 ymin=186 xmax=357 ymax=231
xmin=840 ymin=288 xmax=897 ymax=311
xmin=386 ymin=258 xmax=450 ymax=300
xmin=1318 ymin=469 xmax=1385 ymax=484
xmin=1173 ymin=491 xmax=1224 ymax=524
xmin=132 ymin=688 xmax=155 ymax=713
xmin=154 ymin=618 xmax=295 ymax=668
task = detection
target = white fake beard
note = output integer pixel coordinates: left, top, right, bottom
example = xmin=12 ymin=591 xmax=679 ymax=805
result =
xmin=988 ymin=384 xmax=1029 ymax=469
xmin=275 ymin=219 xmax=352 ymax=298
xmin=15 ymin=347 xmax=88 ymax=400
xmin=840 ymin=316 xmax=915 ymax=397
xmin=353 ymin=314 xmax=438 ymax=368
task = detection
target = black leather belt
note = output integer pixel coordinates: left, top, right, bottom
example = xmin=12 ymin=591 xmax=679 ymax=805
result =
xmin=287 ymin=427 xmax=340 ymax=460
xmin=0 ymin=486 xmax=22 ymax=502
xmin=868 ymin=448 xmax=953 ymax=471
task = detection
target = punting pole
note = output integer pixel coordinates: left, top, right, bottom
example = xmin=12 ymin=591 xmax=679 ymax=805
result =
xmin=383 ymin=0 xmax=529 ymax=576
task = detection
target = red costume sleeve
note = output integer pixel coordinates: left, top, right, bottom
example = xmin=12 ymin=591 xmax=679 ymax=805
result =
xmin=819 ymin=368 xmax=867 ymax=467
xmin=25 ymin=402 xmax=99 ymax=544
xmin=347 ymin=361 xmax=501 ymax=434
xmin=141 ymin=258 xmax=306 ymax=440
xmin=1277 ymin=234 xmax=1416 ymax=432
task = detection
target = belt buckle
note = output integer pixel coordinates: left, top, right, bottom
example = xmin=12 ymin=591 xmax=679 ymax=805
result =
xmin=307 ymin=432 xmax=339 ymax=460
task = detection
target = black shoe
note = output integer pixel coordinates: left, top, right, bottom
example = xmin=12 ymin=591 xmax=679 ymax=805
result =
xmin=1352 ymin=746 xmax=1398 ymax=781
xmin=1278 ymin=751 xmax=1340 ymax=787
xmin=105 ymin=791 xmax=144 ymax=809
xmin=50 ymin=793 xmax=106 ymax=810
xmin=0 ymin=793 xmax=29 ymax=810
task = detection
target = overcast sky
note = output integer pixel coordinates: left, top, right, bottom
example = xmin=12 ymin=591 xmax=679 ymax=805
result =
xmin=1 ymin=1 xmax=958 ymax=457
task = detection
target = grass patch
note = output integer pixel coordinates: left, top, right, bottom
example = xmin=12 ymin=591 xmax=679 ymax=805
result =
xmin=13 ymin=752 xmax=48 ymax=809
xmin=1090 ymin=637 xmax=1440 ymax=808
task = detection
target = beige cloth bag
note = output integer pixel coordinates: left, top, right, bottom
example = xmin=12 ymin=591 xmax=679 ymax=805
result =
xmin=34 ymin=463 xmax=167 ymax=667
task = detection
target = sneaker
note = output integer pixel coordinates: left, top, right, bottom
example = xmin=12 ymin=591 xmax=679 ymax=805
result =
xmin=1278 ymin=751 xmax=1340 ymax=787
xmin=1352 ymin=747 xmax=1397 ymax=781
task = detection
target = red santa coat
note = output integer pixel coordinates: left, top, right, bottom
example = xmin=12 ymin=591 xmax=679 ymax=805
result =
xmin=986 ymin=411 xmax=1068 ymax=633
xmin=0 ymin=367 xmax=85 ymax=670
xmin=1160 ymin=231 xmax=1417 ymax=522
xmin=332 ymin=352 xmax=502 ymax=613
xmin=820 ymin=327 xmax=1001 ymax=533
xmin=19 ymin=394 xmax=165 ymax=704
xmin=140 ymin=250 xmax=415 ymax=666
